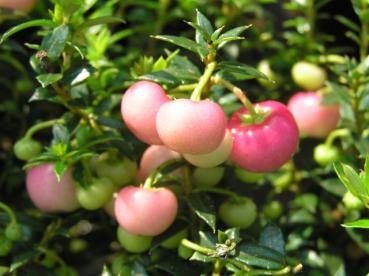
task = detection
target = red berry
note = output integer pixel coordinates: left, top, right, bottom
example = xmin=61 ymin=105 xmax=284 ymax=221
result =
xmin=287 ymin=92 xmax=340 ymax=138
xmin=115 ymin=186 xmax=178 ymax=236
xmin=156 ymin=99 xmax=227 ymax=154
xmin=121 ymin=81 xmax=170 ymax=144
xmin=228 ymin=101 xmax=299 ymax=172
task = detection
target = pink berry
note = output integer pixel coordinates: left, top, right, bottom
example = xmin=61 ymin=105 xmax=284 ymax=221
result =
xmin=228 ymin=101 xmax=299 ymax=173
xmin=121 ymin=81 xmax=170 ymax=145
xmin=287 ymin=92 xmax=340 ymax=138
xmin=156 ymin=99 xmax=227 ymax=154
xmin=115 ymin=186 xmax=178 ymax=236
xmin=136 ymin=145 xmax=181 ymax=182
xmin=26 ymin=163 xmax=79 ymax=213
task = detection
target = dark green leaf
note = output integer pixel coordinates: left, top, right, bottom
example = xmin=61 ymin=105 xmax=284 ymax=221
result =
xmin=259 ymin=224 xmax=285 ymax=256
xmin=52 ymin=124 xmax=70 ymax=145
xmin=156 ymin=254 xmax=198 ymax=275
xmin=36 ymin=73 xmax=63 ymax=88
xmin=190 ymin=252 xmax=214 ymax=263
xmin=225 ymin=228 xmax=240 ymax=241
xmin=318 ymin=178 xmax=347 ymax=197
xmin=139 ymin=71 xmax=181 ymax=86
xmin=0 ymin=19 xmax=56 ymax=44
xmin=78 ymin=16 xmax=124 ymax=29
xmin=188 ymin=193 xmax=216 ymax=232
xmin=196 ymin=9 xmax=213 ymax=37
xmin=54 ymin=161 xmax=68 ymax=182
xmin=218 ymin=61 xmax=267 ymax=81
xmin=342 ymin=219 xmax=369 ymax=228
xmin=198 ymin=231 xmax=217 ymax=248
xmin=62 ymin=64 xmax=96 ymax=86
xmin=153 ymin=35 xmax=206 ymax=56
xmin=215 ymin=25 xmax=251 ymax=48
xmin=9 ymin=250 xmax=38 ymax=272
xmin=235 ymin=244 xmax=285 ymax=270
xmin=41 ymin=25 xmax=70 ymax=60
xmin=218 ymin=230 xmax=228 ymax=244
xmin=29 ymin=87 xmax=60 ymax=103
xmin=335 ymin=15 xmax=360 ymax=32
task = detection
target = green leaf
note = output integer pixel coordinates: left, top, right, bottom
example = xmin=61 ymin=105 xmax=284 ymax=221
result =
xmin=211 ymin=26 xmax=225 ymax=41
xmin=190 ymin=252 xmax=214 ymax=263
xmin=139 ymin=71 xmax=181 ymax=86
xmin=36 ymin=73 xmax=63 ymax=88
xmin=196 ymin=9 xmax=213 ymax=37
xmin=62 ymin=64 xmax=96 ymax=86
xmin=215 ymin=25 xmax=251 ymax=48
xmin=78 ymin=16 xmax=124 ymax=29
xmin=155 ymin=254 xmax=198 ymax=275
xmin=52 ymin=124 xmax=70 ymax=145
xmin=188 ymin=193 xmax=216 ymax=232
xmin=41 ymin=25 xmax=70 ymax=60
xmin=9 ymin=250 xmax=38 ymax=272
xmin=317 ymin=178 xmax=347 ymax=197
xmin=198 ymin=231 xmax=217 ymax=248
xmin=0 ymin=19 xmax=56 ymax=44
xmin=54 ymin=161 xmax=68 ymax=182
xmin=365 ymin=155 xmax=369 ymax=193
xmin=235 ymin=244 xmax=285 ymax=270
xmin=153 ymin=56 xmax=168 ymax=72
xmin=153 ymin=35 xmax=206 ymax=56
xmin=29 ymin=87 xmax=60 ymax=103
xmin=342 ymin=164 xmax=367 ymax=197
xmin=259 ymin=224 xmax=285 ymax=256
xmin=186 ymin=21 xmax=210 ymax=42
xmin=342 ymin=219 xmax=369 ymax=228
xmin=335 ymin=15 xmax=360 ymax=32
xmin=166 ymin=55 xmax=201 ymax=82
xmin=218 ymin=61 xmax=267 ymax=81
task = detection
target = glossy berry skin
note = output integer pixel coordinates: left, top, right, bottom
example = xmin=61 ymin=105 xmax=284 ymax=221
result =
xmin=76 ymin=178 xmax=114 ymax=210
xmin=121 ymin=81 xmax=170 ymax=145
xmin=219 ymin=197 xmax=257 ymax=229
xmin=117 ymin=226 xmax=152 ymax=253
xmin=263 ymin=201 xmax=283 ymax=221
xmin=288 ymin=92 xmax=340 ymax=138
xmin=161 ymin=228 xmax=188 ymax=249
xmin=95 ymin=152 xmax=137 ymax=187
xmin=235 ymin=167 xmax=264 ymax=183
xmin=192 ymin=167 xmax=224 ymax=187
xmin=115 ymin=186 xmax=178 ymax=236
xmin=184 ymin=129 xmax=233 ymax=168
xmin=291 ymin=61 xmax=327 ymax=91
xmin=228 ymin=101 xmax=299 ymax=173
xmin=156 ymin=99 xmax=227 ymax=154
xmin=314 ymin=144 xmax=339 ymax=166
xmin=136 ymin=145 xmax=181 ymax=182
xmin=13 ymin=138 xmax=42 ymax=161
xmin=0 ymin=0 xmax=37 ymax=11
xmin=26 ymin=163 xmax=80 ymax=213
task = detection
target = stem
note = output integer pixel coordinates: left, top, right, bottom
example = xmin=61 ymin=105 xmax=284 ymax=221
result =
xmin=170 ymin=83 xmax=198 ymax=94
xmin=325 ymin=128 xmax=350 ymax=146
xmin=0 ymin=202 xmax=17 ymax=223
xmin=306 ymin=0 xmax=316 ymax=49
xmin=191 ymin=61 xmax=217 ymax=101
xmin=25 ymin=118 xmax=64 ymax=139
xmin=211 ymin=76 xmax=257 ymax=118
xmin=212 ymin=259 xmax=225 ymax=276
xmin=360 ymin=1 xmax=369 ymax=61
xmin=143 ymin=159 xmax=185 ymax=189
xmin=193 ymin=187 xmax=241 ymax=202
xmin=182 ymin=166 xmax=192 ymax=195
xmin=181 ymin=238 xmax=215 ymax=255
xmin=37 ymin=246 xmax=66 ymax=266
